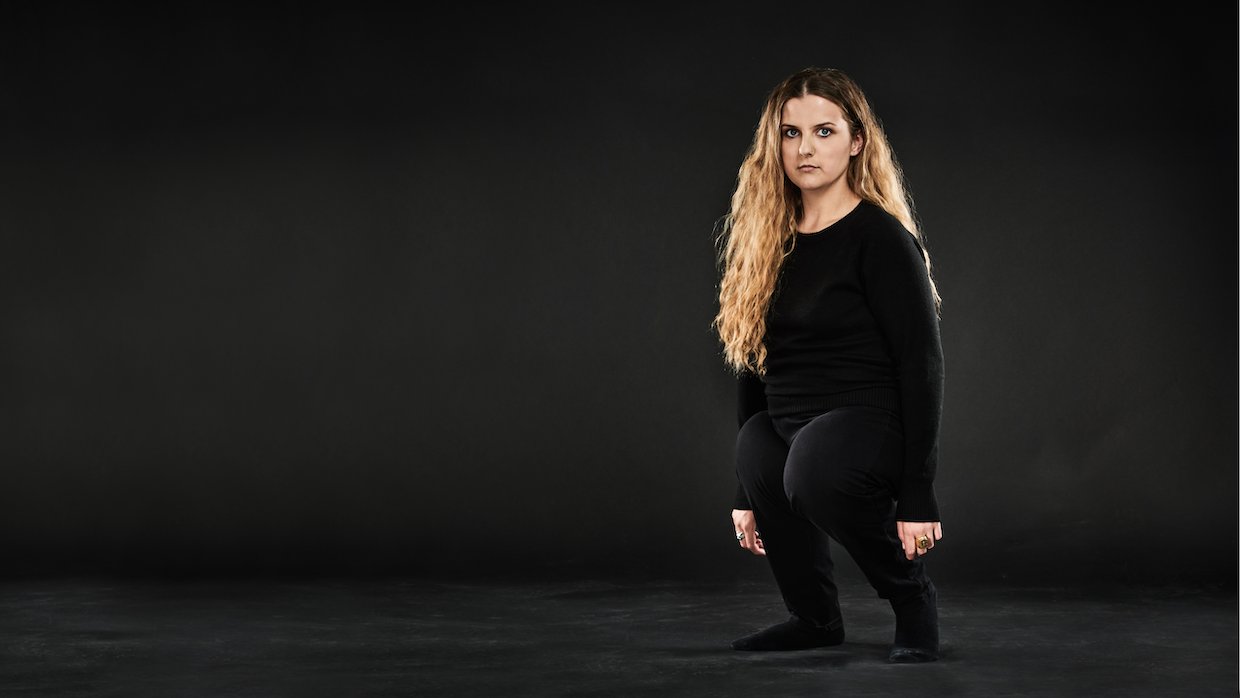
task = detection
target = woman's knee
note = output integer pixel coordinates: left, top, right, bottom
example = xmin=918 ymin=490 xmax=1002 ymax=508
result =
xmin=781 ymin=464 xmax=835 ymax=520
xmin=782 ymin=455 xmax=875 ymax=526
xmin=735 ymin=412 xmax=786 ymax=488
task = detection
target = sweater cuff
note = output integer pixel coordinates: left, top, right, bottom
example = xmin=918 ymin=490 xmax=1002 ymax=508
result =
xmin=732 ymin=481 xmax=751 ymax=510
xmin=894 ymin=482 xmax=939 ymax=522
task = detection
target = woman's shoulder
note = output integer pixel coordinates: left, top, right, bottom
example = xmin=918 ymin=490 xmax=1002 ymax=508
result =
xmin=853 ymin=201 xmax=923 ymax=255
xmin=852 ymin=200 xmax=909 ymax=233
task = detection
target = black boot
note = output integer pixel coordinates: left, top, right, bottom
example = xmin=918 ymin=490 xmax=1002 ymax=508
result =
xmin=888 ymin=582 xmax=939 ymax=662
xmin=731 ymin=617 xmax=845 ymax=651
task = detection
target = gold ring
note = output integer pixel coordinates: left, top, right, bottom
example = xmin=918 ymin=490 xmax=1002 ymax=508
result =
xmin=915 ymin=536 xmax=930 ymax=550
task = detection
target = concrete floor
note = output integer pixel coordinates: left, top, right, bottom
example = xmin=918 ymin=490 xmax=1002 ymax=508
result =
xmin=0 ymin=574 xmax=1233 ymax=697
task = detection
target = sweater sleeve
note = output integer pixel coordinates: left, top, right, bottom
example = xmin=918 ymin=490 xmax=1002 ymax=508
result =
xmin=737 ymin=372 xmax=768 ymax=428
xmin=732 ymin=372 xmax=767 ymax=510
xmin=862 ymin=224 xmax=945 ymax=522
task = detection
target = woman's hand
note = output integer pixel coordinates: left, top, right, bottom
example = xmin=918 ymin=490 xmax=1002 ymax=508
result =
xmin=896 ymin=520 xmax=943 ymax=560
xmin=732 ymin=509 xmax=766 ymax=556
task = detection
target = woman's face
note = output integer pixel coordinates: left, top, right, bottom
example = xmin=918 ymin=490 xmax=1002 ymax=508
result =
xmin=779 ymin=95 xmax=863 ymax=195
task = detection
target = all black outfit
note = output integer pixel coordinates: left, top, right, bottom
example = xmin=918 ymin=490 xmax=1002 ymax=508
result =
xmin=733 ymin=200 xmax=944 ymax=632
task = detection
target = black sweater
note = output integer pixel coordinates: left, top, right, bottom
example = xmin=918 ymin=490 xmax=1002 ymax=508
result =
xmin=732 ymin=200 xmax=944 ymax=522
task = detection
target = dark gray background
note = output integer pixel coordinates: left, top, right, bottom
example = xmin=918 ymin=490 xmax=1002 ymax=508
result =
xmin=0 ymin=4 xmax=1234 ymax=584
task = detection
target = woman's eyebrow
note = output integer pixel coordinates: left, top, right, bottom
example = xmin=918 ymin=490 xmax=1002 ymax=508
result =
xmin=780 ymin=121 xmax=838 ymax=129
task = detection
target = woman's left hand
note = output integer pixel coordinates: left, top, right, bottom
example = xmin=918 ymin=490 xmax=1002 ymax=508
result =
xmin=896 ymin=520 xmax=943 ymax=560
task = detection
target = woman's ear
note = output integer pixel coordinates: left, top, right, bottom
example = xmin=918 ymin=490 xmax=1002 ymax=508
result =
xmin=850 ymin=133 xmax=864 ymax=157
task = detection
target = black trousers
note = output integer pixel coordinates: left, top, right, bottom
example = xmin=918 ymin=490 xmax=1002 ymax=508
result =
xmin=735 ymin=406 xmax=933 ymax=629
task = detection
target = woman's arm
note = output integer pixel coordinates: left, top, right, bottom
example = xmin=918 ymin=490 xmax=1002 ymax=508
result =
xmin=737 ymin=371 xmax=768 ymax=427
xmin=732 ymin=372 xmax=767 ymax=510
xmin=862 ymin=223 xmax=945 ymax=524
xmin=732 ymin=372 xmax=767 ymax=554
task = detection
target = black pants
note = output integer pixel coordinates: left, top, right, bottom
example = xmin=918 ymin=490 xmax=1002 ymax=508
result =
xmin=735 ymin=406 xmax=933 ymax=630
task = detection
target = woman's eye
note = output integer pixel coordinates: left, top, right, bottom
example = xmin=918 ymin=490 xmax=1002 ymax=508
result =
xmin=817 ymin=127 xmax=832 ymax=137
xmin=784 ymin=129 xmax=799 ymax=138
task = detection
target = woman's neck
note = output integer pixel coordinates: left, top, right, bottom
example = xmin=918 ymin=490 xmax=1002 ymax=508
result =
xmin=797 ymin=186 xmax=862 ymax=233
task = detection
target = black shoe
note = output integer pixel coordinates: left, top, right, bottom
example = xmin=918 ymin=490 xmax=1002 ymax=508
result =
xmin=731 ymin=617 xmax=845 ymax=651
xmin=888 ymin=583 xmax=939 ymax=663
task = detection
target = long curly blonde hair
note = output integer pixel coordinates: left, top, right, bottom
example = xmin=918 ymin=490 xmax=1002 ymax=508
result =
xmin=714 ymin=67 xmax=939 ymax=374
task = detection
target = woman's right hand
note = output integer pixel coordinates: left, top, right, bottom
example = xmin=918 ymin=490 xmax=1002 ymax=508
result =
xmin=732 ymin=509 xmax=766 ymax=556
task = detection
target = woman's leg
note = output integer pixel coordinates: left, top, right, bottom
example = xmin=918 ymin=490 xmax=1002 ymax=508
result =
xmin=735 ymin=412 xmax=843 ymax=635
xmin=781 ymin=406 xmax=938 ymax=660
xmin=781 ymin=406 xmax=933 ymax=615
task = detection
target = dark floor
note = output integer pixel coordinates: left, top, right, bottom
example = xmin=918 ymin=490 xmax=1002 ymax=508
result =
xmin=0 ymin=573 xmax=1233 ymax=697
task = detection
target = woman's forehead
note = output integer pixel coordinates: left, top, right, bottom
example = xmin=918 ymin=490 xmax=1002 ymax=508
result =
xmin=781 ymin=95 xmax=846 ymax=124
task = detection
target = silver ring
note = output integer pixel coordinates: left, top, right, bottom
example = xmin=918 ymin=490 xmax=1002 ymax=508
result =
xmin=735 ymin=532 xmax=745 ymax=541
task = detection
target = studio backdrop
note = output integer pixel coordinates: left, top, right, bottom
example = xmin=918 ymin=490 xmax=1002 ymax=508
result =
xmin=0 ymin=4 xmax=1235 ymax=584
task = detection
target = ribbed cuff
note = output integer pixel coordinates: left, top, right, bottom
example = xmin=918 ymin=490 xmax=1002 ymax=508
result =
xmin=894 ymin=482 xmax=940 ymax=522
xmin=732 ymin=481 xmax=751 ymax=510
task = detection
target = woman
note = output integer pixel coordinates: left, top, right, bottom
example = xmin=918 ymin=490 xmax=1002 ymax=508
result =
xmin=715 ymin=68 xmax=944 ymax=663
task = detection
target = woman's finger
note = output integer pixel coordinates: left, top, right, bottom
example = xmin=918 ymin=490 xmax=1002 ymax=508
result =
xmin=897 ymin=521 xmax=941 ymax=559
xmin=732 ymin=509 xmax=766 ymax=556
xmin=747 ymin=530 xmax=766 ymax=556
xmin=742 ymin=530 xmax=753 ymax=551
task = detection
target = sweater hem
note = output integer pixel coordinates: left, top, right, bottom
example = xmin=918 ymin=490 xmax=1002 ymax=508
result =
xmin=766 ymin=387 xmax=900 ymax=419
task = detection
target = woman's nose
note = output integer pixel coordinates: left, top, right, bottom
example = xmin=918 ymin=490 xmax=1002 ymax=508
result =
xmin=798 ymin=137 xmax=813 ymax=156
